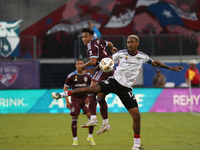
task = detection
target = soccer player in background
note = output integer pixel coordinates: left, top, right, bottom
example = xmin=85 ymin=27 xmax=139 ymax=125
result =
xmin=52 ymin=35 xmax=183 ymax=150
xmin=63 ymin=59 xmax=94 ymax=146
xmin=79 ymin=27 xmax=117 ymax=135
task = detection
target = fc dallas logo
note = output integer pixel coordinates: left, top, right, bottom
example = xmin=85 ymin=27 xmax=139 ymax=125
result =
xmin=0 ymin=66 xmax=19 ymax=86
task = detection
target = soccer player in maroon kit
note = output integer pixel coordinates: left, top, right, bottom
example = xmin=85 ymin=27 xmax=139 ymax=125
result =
xmin=80 ymin=27 xmax=117 ymax=135
xmin=63 ymin=59 xmax=95 ymax=145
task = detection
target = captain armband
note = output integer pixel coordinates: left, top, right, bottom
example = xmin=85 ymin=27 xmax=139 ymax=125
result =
xmin=147 ymin=59 xmax=153 ymax=64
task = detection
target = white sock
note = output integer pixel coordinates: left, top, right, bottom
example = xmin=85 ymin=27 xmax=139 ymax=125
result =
xmin=73 ymin=137 xmax=78 ymax=141
xmin=88 ymin=134 xmax=93 ymax=138
xmin=60 ymin=91 xmax=68 ymax=97
xmin=134 ymin=138 xmax=140 ymax=147
xmin=103 ymin=119 xmax=108 ymax=124
xmin=90 ymin=115 xmax=96 ymax=120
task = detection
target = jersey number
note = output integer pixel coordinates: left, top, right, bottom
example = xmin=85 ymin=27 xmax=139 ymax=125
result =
xmin=128 ymin=91 xmax=134 ymax=98
xmin=89 ymin=51 xmax=93 ymax=55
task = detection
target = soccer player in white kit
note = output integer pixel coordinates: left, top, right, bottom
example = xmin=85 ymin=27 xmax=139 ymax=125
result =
xmin=52 ymin=35 xmax=183 ymax=150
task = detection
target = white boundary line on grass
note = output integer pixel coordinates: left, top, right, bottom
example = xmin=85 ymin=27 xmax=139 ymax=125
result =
xmin=146 ymin=146 xmax=200 ymax=148
xmin=190 ymin=112 xmax=200 ymax=117
xmin=1 ymin=145 xmax=200 ymax=150
xmin=0 ymin=146 xmax=123 ymax=150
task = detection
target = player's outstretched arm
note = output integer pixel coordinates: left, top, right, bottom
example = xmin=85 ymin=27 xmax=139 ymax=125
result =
xmin=107 ymin=41 xmax=117 ymax=54
xmin=81 ymin=57 xmax=97 ymax=69
xmin=110 ymin=47 xmax=118 ymax=54
xmin=151 ymin=60 xmax=184 ymax=72
xmin=107 ymin=42 xmax=113 ymax=50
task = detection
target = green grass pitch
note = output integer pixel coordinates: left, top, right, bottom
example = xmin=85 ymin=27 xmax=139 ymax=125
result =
xmin=0 ymin=113 xmax=200 ymax=150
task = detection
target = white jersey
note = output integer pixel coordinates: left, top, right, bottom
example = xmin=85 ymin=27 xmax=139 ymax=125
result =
xmin=112 ymin=49 xmax=152 ymax=88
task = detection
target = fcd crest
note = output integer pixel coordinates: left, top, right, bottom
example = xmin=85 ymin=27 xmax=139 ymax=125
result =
xmin=0 ymin=66 xmax=19 ymax=86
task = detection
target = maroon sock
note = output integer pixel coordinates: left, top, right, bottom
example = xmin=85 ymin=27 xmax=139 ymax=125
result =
xmin=98 ymin=99 xmax=108 ymax=119
xmin=89 ymin=126 xmax=94 ymax=134
xmin=88 ymin=94 xmax=97 ymax=115
xmin=71 ymin=119 xmax=77 ymax=137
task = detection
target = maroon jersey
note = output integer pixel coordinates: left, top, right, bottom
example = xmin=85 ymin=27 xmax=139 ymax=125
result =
xmin=65 ymin=71 xmax=91 ymax=116
xmin=65 ymin=70 xmax=91 ymax=99
xmin=87 ymin=39 xmax=110 ymax=65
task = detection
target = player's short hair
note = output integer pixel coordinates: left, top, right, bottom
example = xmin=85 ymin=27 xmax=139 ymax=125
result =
xmin=128 ymin=35 xmax=139 ymax=42
xmin=75 ymin=58 xmax=85 ymax=64
xmin=82 ymin=27 xmax=94 ymax=35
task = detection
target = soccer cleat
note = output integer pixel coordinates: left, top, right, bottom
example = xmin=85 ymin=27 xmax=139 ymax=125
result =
xmin=72 ymin=140 xmax=78 ymax=146
xmin=132 ymin=146 xmax=144 ymax=150
xmin=87 ymin=137 xmax=95 ymax=145
xmin=81 ymin=118 xmax=98 ymax=128
xmin=96 ymin=123 xmax=111 ymax=135
xmin=52 ymin=92 xmax=61 ymax=99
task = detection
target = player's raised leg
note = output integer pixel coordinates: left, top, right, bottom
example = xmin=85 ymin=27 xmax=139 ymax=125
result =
xmin=52 ymin=83 xmax=101 ymax=99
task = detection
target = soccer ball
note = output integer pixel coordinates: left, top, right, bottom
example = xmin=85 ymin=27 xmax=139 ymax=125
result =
xmin=99 ymin=57 xmax=114 ymax=73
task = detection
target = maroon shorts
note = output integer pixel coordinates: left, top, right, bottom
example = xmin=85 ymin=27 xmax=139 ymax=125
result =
xmin=92 ymin=69 xmax=113 ymax=83
xmin=70 ymin=96 xmax=90 ymax=116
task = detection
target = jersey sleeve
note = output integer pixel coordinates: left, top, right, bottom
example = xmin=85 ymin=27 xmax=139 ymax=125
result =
xmin=88 ymin=40 xmax=108 ymax=59
xmin=64 ymin=76 xmax=71 ymax=88
xmin=146 ymin=55 xmax=153 ymax=64
xmin=104 ymin=40 xmax=108 ymax=47
xmin=147 ymin=58 xmax=153 ymax=64
xmin=112 ymin=51 xmax=121 ymax=62
xmin=88 ymin=48 xmax=98 ymax=59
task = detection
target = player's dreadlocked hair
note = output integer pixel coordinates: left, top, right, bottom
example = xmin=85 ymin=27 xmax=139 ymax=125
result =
xmin=82 ymin=27 xmax=94 ymax=35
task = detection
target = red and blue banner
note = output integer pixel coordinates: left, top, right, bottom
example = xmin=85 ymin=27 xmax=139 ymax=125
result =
xmin=148 ymin=3 xmax=200 ymax=30
xmin=20 ymin=0 xmax=200 ymax=57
